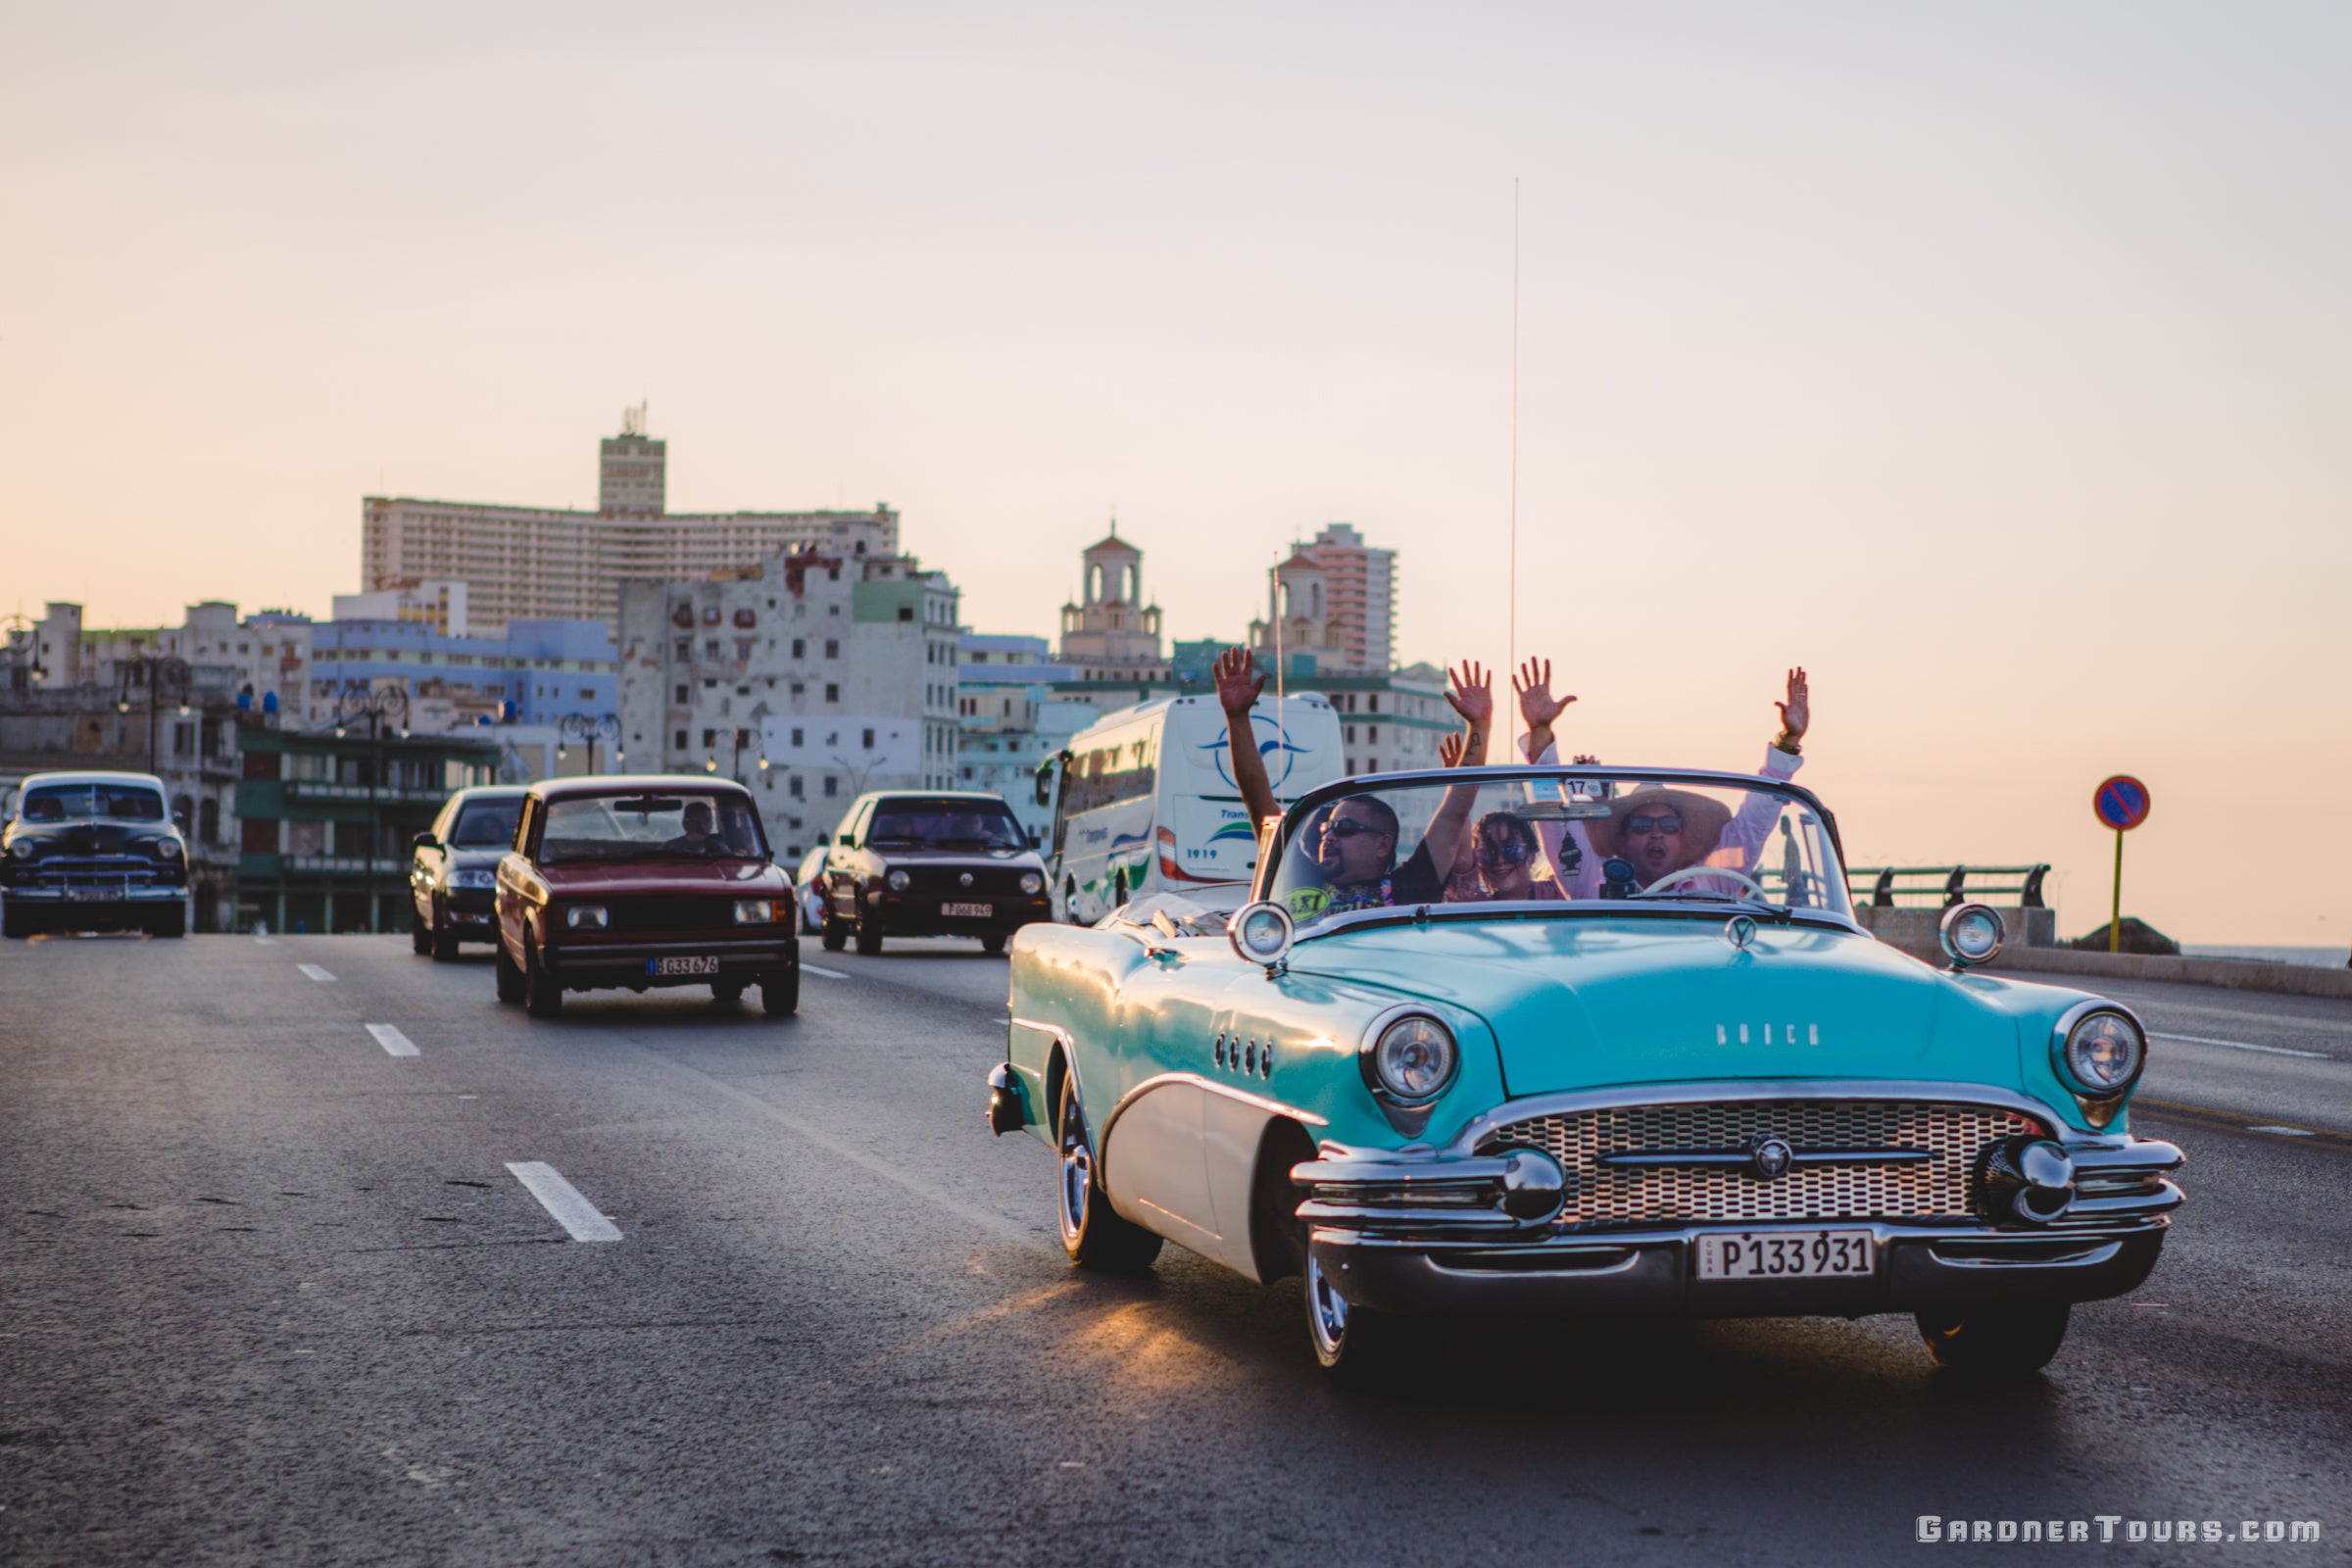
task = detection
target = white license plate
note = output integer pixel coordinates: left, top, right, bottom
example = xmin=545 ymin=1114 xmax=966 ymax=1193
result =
xmin=1694 ymin=1230 xmax=1875 ymax=1281
xmin=649 ymin=956 xmax=719 ymax=976
xmin=941 ymin=902 xmax=992 ymax=918
xmin=67 ymin=889 xmax=114 ymax=902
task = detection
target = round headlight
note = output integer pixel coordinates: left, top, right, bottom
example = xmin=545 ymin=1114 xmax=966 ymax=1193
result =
xmin=1227 ymin=900 xmax=1294 ymax=965
xmin=1368 ymin=1013 xmax=1457 ymax=1103
xmin=7 ymin=839 xmax=35 ymax=859
xmin=2056 ymin=1006 xmax=2144 ymax=1096
xmin=1020 ymin=871 xmax=1044 ymax=895
xmin=886 ymin=868 xmax=910 ymax=892
xmin=1939 ymin=903 xmax=2004 ymax=968
xmin=150 ymin=837 xmax=182 ymax=863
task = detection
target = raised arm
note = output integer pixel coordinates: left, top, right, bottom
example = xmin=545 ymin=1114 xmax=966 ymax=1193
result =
xmin=1213 ymin=646 xmax=1280 ymax=831
xmin=1419 ymin=662 xmax=1493 ymax=876
xmin=1512 ymin=657 xmax=1576 ymax=761
xmin=1720 ymin=666 xmax=1813 ymax=875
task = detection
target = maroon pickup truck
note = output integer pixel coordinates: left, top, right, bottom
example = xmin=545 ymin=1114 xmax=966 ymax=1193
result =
xmin=493 ymin=776 xmax=798 ymax=1018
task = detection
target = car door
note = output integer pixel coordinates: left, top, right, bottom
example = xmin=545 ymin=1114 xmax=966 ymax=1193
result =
xmin=1092 ymin=927 xmax=1238 ymax=1262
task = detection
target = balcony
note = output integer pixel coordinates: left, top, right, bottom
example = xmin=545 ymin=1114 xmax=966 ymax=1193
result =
xmin=282 ymin=780 xmax=451 ymax=805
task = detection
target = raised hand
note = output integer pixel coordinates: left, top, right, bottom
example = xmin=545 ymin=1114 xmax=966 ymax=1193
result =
xmin=1512 ymin=657 xmax=1576 ymax=730
xmin=1438 ymin=731 xmax=1467 ymax=768
xmin=1213 ymin=646 xmax=1264 ymax=717
xmin=1445 ymin=661 xmax=1494 ymax=727
xmin=1774 ymin=666 xmax=1810 ymax=748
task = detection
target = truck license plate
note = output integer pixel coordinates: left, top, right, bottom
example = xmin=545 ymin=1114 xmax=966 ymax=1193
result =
xmin=1694 ymin=1230 xmax=1875 ymax=1280
xmin=942 ymin=902 xmax=992 ymax=918
xmin=649 ymin=956 xmax=719 ymax=976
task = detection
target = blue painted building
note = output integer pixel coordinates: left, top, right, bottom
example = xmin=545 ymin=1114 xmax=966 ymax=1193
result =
xmin=309 ymin=618 xmax=618 ymax=725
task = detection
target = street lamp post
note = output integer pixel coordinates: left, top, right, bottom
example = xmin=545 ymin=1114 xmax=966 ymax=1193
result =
xmin=334 ymin=687 xmax=411 ymax=935
xmin=116 ymin=656 xmax=193 ymax=776
xmin=556 ymin=713 xmax=623 ymax=776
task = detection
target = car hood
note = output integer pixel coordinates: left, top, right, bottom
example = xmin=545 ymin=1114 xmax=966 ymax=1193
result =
xmin=1288 ymin=915 xmax=2018 ymax=1096
xmin=527 ymin=858 xmax=786 ymax=896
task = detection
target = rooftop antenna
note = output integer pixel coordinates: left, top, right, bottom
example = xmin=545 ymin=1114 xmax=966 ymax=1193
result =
xmin=1508 ymin=176 xmax=1520 ymax=683
xmin=621 ymin=403 xmax=648 ymax=438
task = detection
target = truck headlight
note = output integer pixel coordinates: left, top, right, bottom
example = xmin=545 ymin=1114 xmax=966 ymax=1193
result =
xmin=885 ymin=869 xmax=909 ymax=892
xmin=1365 ymin=1012 xmax=1458 ymax=1104
xmin=733 ymin=899 xmax=776 ymax=924
xmin=565 ymin=905 xmax=609 ymax=930
xmin=1020 ymin=871 xmax=1044 ymax=895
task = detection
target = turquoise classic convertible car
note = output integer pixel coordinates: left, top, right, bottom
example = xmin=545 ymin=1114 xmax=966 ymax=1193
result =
xmin=987 ymin=763 xmax=2182 ymax=1380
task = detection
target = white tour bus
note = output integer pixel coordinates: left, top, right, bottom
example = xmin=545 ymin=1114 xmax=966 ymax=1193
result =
xmin=1039 ymin=692 xmax=1343 ymax=924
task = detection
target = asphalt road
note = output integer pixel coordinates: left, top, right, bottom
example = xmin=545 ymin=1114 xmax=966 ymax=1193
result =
xmin=3 ymin=932 xmax=2348 ymax=1567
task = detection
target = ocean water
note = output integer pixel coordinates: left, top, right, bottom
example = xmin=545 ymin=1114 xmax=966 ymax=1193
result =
xmin=2180 ymin=945 xmax=2348 ymax=969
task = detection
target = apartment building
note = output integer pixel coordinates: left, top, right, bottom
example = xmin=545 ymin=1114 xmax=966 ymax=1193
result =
xmin=362 ymin=418 xmax=901 ymax=635
xmin=616 ymin=547 xmax=961 ymax=861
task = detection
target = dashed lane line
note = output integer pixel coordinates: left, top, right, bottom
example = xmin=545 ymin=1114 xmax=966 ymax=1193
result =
xmin=297 ymin=963 xmax=335 ymax=983
xmin=505 ymin=1162 xmax=623 ymax=1243
xmin=253 ymin=935 xmax=278 ymax=946
xmin=366 ymin=1023 xmax=420 ymax=1057
xmin=801 ymin=963 xmax=848 ymax=980
xmin=2152 ymin=1031 xmax=2330 ymax=1060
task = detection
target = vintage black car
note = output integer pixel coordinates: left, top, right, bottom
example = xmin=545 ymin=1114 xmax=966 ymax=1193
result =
xmin=2 ymin=771 xmax=191 ymax=938
xmin=409 ymin=785 xmax=528 ymax=959
xmin=818 ymin=790 xmax=1051 ymax=956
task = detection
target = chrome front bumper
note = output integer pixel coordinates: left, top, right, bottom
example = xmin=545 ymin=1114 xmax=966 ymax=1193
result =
xmin=1296 ymin=1127 xmax=2183 ymax=1319
xmin=5 ymin=883 xmax=185 ymax=904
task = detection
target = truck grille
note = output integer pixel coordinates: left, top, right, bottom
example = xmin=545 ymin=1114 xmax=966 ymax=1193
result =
xmin=898 ymin=866 xmax=1032 ymax=896
xmin=1480 ymin=1100 xmax=2046 ymax=1227
xmin=23 ymin=857 xmax=168 ymax=889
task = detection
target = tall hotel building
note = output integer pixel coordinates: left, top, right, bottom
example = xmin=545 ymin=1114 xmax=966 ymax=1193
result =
xmin=361 ymin=414 xmax=900 ymax=635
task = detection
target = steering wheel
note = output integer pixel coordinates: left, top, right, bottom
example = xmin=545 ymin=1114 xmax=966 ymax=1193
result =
xmin=1632 ymin=865 xmax=1768 ymax=901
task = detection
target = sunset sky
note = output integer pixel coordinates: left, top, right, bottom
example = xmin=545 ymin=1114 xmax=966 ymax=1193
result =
xmin=4 ymin=3 xmax=2345 ymax=945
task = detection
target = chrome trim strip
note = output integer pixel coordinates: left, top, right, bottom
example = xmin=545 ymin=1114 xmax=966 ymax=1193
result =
xmin=1100 ymin=1071 xmax=1329 ymax=1142
xmin=1007 ymin=1017 xmax=1074 ymax=1050
xmin=1311 ymin=1213 xmax=2172 ymax=1252
xmin=1446 ymin=1078 xmax=2080 ymax=1157
xmin=1289 ymin=901 xmax=1867 ymax=948
xmin=1593 ymin=1148 xmax=1933 ymax=1170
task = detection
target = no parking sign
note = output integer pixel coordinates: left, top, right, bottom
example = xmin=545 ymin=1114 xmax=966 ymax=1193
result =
xmin=2093 ymin=775 xmax=2151 ymax=952
xmin=2094 ymin=775 xmax=2150 ymax=832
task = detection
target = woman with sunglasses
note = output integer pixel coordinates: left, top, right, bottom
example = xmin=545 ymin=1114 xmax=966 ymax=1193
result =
xmin=1450 ymin=809 xmax=1567 ymax=903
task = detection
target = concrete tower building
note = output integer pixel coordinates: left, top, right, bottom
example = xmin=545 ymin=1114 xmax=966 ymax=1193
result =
xmin=1302 ymin=522 xmax=1395 ymax=673
xmin=599 ymin=405 xmax=666 ymax=514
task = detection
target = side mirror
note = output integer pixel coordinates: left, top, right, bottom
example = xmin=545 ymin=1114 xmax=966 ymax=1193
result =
xmin=411 ymin=833 xmax=437 ymax=853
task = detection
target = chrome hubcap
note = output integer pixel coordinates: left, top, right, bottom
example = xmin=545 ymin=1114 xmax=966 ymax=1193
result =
xmin=1305 ymin=1250 xmax=1350 ymax=1356
xmin=1057 ymin=1114 xmax=1090 ymax=1245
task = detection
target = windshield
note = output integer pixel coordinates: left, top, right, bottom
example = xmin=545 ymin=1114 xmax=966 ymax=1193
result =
xmin=865 ymin=799 xmax=1028 ymax=853
xmin=20 ymin=784 xmax=167 ymax=823
xmin=449 ymin=797 xmax=524 ymax=848
xmin=1265 ymin=768 xmax=1850 ymax=930
xmin=540 ymin=792 xmax=767 ymax=864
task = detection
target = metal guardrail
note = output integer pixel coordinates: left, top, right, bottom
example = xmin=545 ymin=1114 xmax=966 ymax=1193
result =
xmin=1845 ymin=864 xmax=2049 ymax=909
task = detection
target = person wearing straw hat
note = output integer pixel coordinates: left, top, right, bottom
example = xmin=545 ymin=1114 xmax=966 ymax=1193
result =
xmin=1509 ymin=661 xmax=1811 ymax=898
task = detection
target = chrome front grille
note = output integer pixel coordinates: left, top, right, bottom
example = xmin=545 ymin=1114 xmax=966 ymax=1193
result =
xmin=1481 ymin=1100 xmax=2045 ymax=1227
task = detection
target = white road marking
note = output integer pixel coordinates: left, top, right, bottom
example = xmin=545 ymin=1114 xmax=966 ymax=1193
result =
xmin=2153 ymin=1031 xmax=2328 ymax=1059
xmin=801 ymin=963 xmax=849 ymax=980
xmin=504 ymin=1162 xmax=622 ymax=1243
xmin=2245 ymin=1125 xmax=2318 ymax=1138
xmin=254 ymin=936 xmax=278 ymax=946
xmin=367 ymin=1024 xmax=419 ymax=1057
xmin=298 ymin=963 xmax=335 ymax=983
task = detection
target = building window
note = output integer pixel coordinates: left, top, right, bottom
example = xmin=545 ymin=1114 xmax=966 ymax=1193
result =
xmin=674 ymin=639 xmax=691 ymax=661
xmin=790 ymin=728 xmax=804 ymax=746
xmin=861 ymin=727 xmax=875 ymax=749
xmin=1368 ymin=725 xmax=1378 ymax=743
xmin=673 ymin=684 xmax=689 ymax=704
xmin=1368 ymin=695 xmax=1380 ymax=712
xmin=791 ymin=638 xmax=806 ymax=660
xmin=702 ymin=729 xmax=716 ymax=748
xmin=789 ymin=775 xmax=804 ymax=798
xmin=898 ymin=606 xmax=913 ymax=622
xmin=824 ymin=639 xmax=839 ymax=659
xmin=823 ymin=776 xmax=838 ymax=797
xmin=824 ymin=684 xmax=839 ymax=703
xmin=706 ymin=640 xmax=720 ymax=659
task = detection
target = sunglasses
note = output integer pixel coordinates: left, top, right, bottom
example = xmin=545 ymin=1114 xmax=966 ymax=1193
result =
xmin=1476 ymin=840 xmax=1533 ymax=867
xmin=1624 ymin=813 xmax=1683 ymax=836
xmin=1324 ymin=817 xmax=1390 ymax=840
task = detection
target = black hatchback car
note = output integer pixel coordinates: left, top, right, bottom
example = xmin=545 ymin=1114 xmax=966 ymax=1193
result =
xmin=818 ymin=791 xmax=1050 ymax=955
xmin=409 ymin=786 xmax=527 ymax=959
